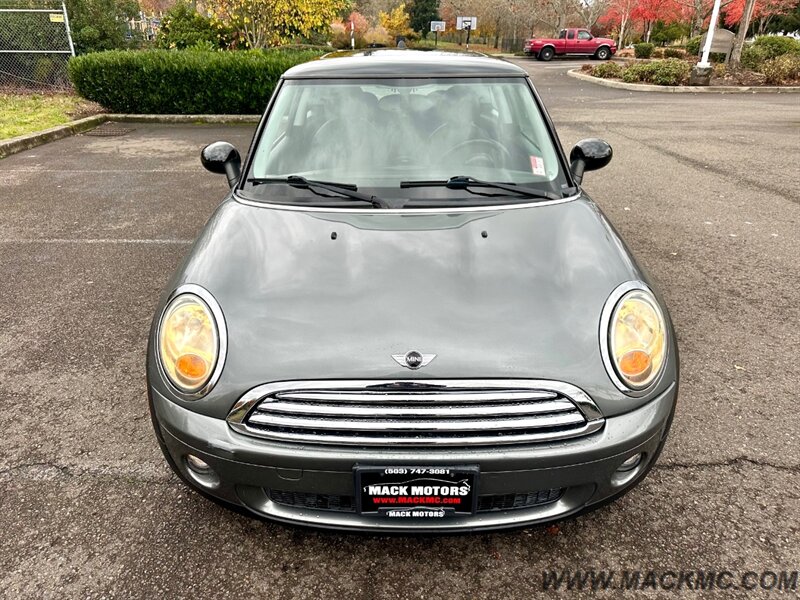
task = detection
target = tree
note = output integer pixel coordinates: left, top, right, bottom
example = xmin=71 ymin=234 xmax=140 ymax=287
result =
xmin=540 ymin=0 xmax=580 ymax=33
xmin=578 ymin=0 xmax=610 ymax=29
xmin=208 ymin=0 xmax=348 ymax=48
xmin=729 ymin=0 xmax=757 ymax=67
xmin=156 ymin=1 xmax=231 ymax=49
xmin=409 ymin=0 xmax=440 ymax=36
xmin=65 ymin=0 xmax=141 ymax=53
xmin=139 ymin=0 xmax=176 ymax=13
xmin=725 ymin=0 xmax=797 ymax=33
xmin=765 ymin=0 xmax=800 ymax=32
xmin=632 ymin=0 xmax=682 ymax=41
xmin=601 ymin=0 xmax=639 ymax=45
xmin=379 ymin=2 xmax=414 ymax=38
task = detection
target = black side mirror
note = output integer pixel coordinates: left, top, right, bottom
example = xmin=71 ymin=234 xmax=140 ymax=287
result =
xmin=569 ymin=138 xmax=613 ymax=185
xmin=201 ymin=141 xmax=241 ymax=189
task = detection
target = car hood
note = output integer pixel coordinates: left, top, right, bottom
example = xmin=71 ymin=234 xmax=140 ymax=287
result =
xmin=154 ymin=196 xmax=674 ymax=418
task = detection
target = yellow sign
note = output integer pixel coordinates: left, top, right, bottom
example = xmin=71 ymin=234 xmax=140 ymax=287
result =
xmin=49 ymin=13 xmax=64 ymax=22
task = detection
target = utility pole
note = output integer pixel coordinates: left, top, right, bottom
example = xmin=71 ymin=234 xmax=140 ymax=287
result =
xmin=689 ymin=0 xmax=722 ymax=85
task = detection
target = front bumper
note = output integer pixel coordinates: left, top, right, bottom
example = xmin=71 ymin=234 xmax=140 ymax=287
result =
xmin=150 ymin=382 xmax=676 ymax=532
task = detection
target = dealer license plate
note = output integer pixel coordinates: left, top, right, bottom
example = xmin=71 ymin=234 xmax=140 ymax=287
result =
xmin=355 ymin=466 xmax=478 ymax=518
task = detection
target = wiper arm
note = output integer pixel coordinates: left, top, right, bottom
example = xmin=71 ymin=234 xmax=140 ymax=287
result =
xmin=247 ymin=176 xmax=391 ymax=209
xmin=400 ymin=176 xmax=563 ymax=201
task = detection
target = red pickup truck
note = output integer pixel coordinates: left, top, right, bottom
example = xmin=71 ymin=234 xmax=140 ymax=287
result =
xmin=524 ymin=28 xmax=616 ymax=61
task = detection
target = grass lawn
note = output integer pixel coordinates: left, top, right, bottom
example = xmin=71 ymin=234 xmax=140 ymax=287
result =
xmin=0 ymin=93 xmax=102 ymax=140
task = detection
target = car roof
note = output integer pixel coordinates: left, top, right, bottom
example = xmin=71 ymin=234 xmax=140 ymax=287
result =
xmin=282 ymin=49 xmax=528 ymax=79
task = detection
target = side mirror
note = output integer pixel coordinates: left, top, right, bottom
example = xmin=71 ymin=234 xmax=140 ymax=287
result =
xmin=201 ymin=141 xmax=241 ymax=189
xmin=569 ymin=138 xmax=613 ymax=185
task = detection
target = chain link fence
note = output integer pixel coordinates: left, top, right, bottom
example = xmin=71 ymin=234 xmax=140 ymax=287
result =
xmin=0 ymin=0 xmax=75 ymax=91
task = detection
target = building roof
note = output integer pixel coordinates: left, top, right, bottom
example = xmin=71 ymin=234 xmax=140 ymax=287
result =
xmin=282 ymin=50 xmax=527 ymax=79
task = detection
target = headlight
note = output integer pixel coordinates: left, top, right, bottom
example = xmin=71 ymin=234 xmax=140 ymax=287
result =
xmin=607 ymin=287 xmax=667 ymax=391
xmin=158 ymin=290 xmax=222 ymax=395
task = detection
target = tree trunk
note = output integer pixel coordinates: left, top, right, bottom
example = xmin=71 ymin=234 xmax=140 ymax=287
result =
xmin=730 ymin=0 xmax=757 ymax=68
xmin=618 ymin=17 xmax=627 ymax=48
xmin=691 ymin=0 xmax=704 ymax=37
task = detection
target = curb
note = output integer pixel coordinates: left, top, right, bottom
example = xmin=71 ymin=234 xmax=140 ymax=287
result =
xmin=0 ymin=113 xmax=261 ymax=160
xmin=0 ymin=114 xmax=107 ymax=159
xmin=567 ymin=68 xmax=800 ymax=93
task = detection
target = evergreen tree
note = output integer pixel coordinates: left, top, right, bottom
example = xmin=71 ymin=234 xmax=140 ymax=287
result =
xmin=409 ymin=0 xmax=439 ymax=37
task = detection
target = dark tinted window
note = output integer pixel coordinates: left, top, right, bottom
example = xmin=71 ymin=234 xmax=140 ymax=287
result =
xmin=567 ymin=31 xmax=575 ymax=40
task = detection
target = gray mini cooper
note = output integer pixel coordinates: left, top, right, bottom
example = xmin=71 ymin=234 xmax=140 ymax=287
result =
xmin=147 ymin=50 xmax=678 ymax=532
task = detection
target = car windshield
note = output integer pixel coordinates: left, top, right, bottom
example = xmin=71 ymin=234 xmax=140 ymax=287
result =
xmin=245 ymin=77 xmax=571 ymax=207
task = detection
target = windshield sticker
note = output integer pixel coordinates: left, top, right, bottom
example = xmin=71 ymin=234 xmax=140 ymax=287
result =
xmin=530 ymin=156 xmax=546 ymax=176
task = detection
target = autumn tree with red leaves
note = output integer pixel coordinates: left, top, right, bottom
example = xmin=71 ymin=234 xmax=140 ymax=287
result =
xmin=724 ymin=0 xmax=797 ymax=32
xmin=632 ymin=0 xmax=683 ymax=41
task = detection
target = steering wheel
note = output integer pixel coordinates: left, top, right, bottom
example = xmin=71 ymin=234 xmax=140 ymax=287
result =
xmin=441 ymin=139 xmax=512 ymax=168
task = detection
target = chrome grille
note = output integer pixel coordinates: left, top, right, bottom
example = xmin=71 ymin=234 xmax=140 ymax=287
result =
xmin=227 ymin=380 xmax=604 ymax=447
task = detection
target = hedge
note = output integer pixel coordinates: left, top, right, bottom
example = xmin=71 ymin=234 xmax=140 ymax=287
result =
xmin=634 ymin=43 xmax=655 ymax=59
xmin=591 ymin=62 xmax=624 ymax=79
xmin=762 ymin=54 xmax=800 ymax=84
xmin=752 ymin=35 xmax=800 ymax=60
xmin=67 ymin=49 xmax=325 ymax=114
xmin=621 ymin=58 xmax=691 ymax=86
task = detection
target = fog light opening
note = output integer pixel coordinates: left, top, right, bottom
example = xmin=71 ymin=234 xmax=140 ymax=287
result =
xmin=184 ymin=454 xmax=220 ymax=489
xmin=618 ymin=453 xmax=643 ymax=473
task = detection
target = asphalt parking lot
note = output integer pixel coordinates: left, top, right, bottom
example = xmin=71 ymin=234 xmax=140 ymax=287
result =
xmin=1 ymin=58 xmax=799 ymax=598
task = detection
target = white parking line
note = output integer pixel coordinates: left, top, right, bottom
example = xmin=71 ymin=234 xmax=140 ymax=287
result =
xmin=0 ymin=238 xmax=193 ymax=245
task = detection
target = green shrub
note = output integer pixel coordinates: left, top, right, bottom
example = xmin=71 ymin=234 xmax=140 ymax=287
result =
xmin=741 ymin=45 xmax=769 ymax=70
xmin=650 ymin=21 xmax=690 ymax=45
xmin=156 ymin=2 xmax=232 ymax=50
xmin=651 ymin=47 xmax=665 ymax=58
xmin=753 ymin=35 xmax=800 ymax=59
xmin=663 ymin=48 xmax=686 ymax=59
xmin=65 ymin=0 xmax=140 ymax=54
xmin=647 ymin=59 xmax=691 ymax=85
xmin=686 ymin=36 xmax=701 ymax=56
xmin=634 ymin=43 xmax=655 ymax=58
xmin=622 ymin=63 xmax=648 ymax=83
xmin=761 ymin=54 xmax=800 ymax=84
xmin=68 ymin=49 xmax=323 ymax=114
xmin=591 ymin=62 xmax=624 ymax=79
xmin=621 ymin=58 xmax=691 ymax=85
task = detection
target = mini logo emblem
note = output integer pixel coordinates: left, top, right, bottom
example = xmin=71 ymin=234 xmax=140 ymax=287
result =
xmin=392 ymin=351 xmax=436 ymax=370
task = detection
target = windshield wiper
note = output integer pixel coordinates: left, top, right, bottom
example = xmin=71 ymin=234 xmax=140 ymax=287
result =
xmin=247 ymin=176 xmax=391 ymax=209
xmin=400 ymin=176 xmax=563 ymax=201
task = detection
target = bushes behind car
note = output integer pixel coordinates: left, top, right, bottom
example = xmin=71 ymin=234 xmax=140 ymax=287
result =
xmin=761 ymin=54 xmax=800 ymax=84
xmin=67 ymin=49 xmax=324 ymax=113
xmin=633 ymin=43 xmax=655 ymax=59
xmin=621 ymin=58 xmax=691 ymax=86
xmin=741 ymin=36 xmax=800 ymax=72
xmin=752 ymin=35 xmax=800 ymax=60
xmin=685 ymin=36 xmax=701 ymax=56
xmin=590 ymin=62 xmax=624 ymax=79
xmin=663 ymin=48 xmax=686 ymax=59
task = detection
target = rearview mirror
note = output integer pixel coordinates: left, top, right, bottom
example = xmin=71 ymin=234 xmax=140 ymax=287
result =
xmin=569 ymin=138 xmax=613 ymax=185
xmin=201 ymin=141 xmax=241 ymax=189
